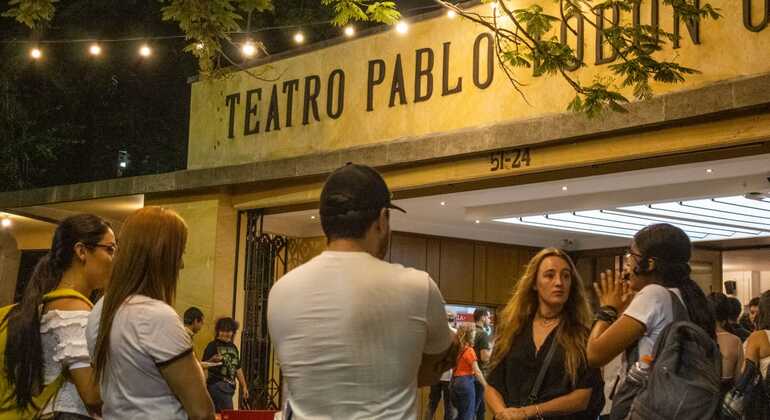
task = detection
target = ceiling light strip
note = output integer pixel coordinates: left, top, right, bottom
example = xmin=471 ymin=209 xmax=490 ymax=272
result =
xmin=675 ymin=202 xmax=770 ymax=227
xmin=681 ymin=200 xmax=770 ymax=221
xmin=504 ymin=217 xmax=633 ymax=238
xmin=626 ymin=204 xmax=770 ymax=232
xmin=713 ymin=196 xmax=770 ymax=213
xmin=601 ymin=210 xmax=744 ymax=237
xmin=576 ymin=210 xmax=732 ymax=238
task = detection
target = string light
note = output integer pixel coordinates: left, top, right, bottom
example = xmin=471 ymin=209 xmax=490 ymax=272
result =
xmin=139 ymin=44 xmax=152 ymax=57
xmin=241 ymin=40 xmax=257 ymax=57
xmin=6 ymin=3 xmax=453 ymax=64
xmin=1 ymin=218 xmax=11 ymax=228
xmin=89 ymin=43 xmax=102 ymax=56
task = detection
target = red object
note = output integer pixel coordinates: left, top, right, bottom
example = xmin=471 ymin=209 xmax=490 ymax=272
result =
xmin=221 ymin=410 xmax=278 ymax=420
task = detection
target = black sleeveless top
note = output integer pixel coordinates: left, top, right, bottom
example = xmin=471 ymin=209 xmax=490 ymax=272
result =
xmin=486 ymin=322 xmax=603 ymax=419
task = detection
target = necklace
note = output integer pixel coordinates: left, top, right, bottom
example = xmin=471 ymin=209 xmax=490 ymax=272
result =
xmin=535 ymin=313 xmax=561 ymax=327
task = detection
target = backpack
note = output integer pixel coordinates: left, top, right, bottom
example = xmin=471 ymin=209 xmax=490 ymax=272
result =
xmin=612 ymin=290 xmax=722 ymax=420
xmin=0 ymin=289 xmax=93 ymax=420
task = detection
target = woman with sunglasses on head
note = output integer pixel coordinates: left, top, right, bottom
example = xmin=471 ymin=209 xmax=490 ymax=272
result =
xmin=1 ymin=214 xmax=114 ymax=419
xmin=587 ymin=224 xmax=716 ymax=414
xmin=86 ymin=207 xmax=214 ymax=420
xmin=486 ymin=248 xmax=603 ymax=420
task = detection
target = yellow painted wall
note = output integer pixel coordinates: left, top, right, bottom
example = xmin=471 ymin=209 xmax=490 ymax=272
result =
xmin=14 ymin=226 xmax=56 ymax=250
xmin=231 ymin=111 xmax=770 ymax=210
xmin=148 ymin=196 xmax=237 ymax=357
xmin=189 ymin=1 xmax=770 ymax=169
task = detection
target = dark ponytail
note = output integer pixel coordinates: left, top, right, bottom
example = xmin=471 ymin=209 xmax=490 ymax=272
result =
xmin=634 ymin=223 xmax=717 ymax=339
xmin=4 ymin=214 xmax=110 ymax=407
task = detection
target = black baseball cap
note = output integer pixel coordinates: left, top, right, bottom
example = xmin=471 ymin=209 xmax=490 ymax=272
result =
xmin=320 ymin=163 xmax=406 ymax=217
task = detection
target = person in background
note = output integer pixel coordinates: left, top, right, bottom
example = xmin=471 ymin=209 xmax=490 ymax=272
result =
xmin=708 ymin=292 xmax=744 ymax=391
xmin=725 ymin=296 xmax=751 ymax=342
xmin=452 ymin=325 xmax=487 ymax=420
xmin=203 ymin=318 xmax=249 ymax=413
xmin=426 ymin=312 xmax=458 ymax=420
xmin=87 ymin=207 xmax=214 ymax=420
xmin=472 ymin=309 xmax=492 ymax=420
xmin=267 ymin=163 xmax=458 ymax=419
xmin=743 ymin=290 xmax=770 ymax=419
xmin=741 ymin=297 xmax=761 ymax=332
xmin=2 ymin=214 xmax=114 ymax=419
xmin=184 ymin=307 xmax=205 ymax=340
xmin=487 ymin=248 xmax=603 ymax=420
xmin=588 ymin=224 xmax=716 ymax=415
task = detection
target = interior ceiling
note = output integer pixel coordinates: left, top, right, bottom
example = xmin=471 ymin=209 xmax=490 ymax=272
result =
xmin=4 ymin=195 xmax=145 ymax=233
xmin=264 ymin=153 xmax=770 ymax=252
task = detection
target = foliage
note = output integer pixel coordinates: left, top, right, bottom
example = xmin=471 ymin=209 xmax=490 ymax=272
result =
xmin=2 ymin=0 xmax=721 ymax=118
xmin=2 ymin=0 xmax=56 ymax=28
xmin=3 ymin=0 xmax=400 ymax=78
xmin=440 ymin=0 xmax=721 ymax=117
xmin=0 ymin=47 xmax=83 ymax=190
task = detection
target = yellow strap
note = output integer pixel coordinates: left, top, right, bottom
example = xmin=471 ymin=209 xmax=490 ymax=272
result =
xmin=42 ymin=289 xmax=93 ymax=309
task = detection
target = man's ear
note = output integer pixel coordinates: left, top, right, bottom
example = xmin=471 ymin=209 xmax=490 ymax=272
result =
xmin=378 ymin=208 xmax=389 ymax=231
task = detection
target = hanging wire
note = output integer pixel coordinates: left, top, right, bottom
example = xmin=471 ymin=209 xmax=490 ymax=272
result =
xmin=0 ymin=3 xmax=446 ymax=45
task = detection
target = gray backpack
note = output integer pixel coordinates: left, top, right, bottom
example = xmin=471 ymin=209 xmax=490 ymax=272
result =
xmin=626 ymin=292 xmax=722 ymax=420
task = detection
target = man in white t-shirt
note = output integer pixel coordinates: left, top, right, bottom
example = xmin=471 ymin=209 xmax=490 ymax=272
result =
xmin=268 ymin=164 xmax=459 ymax=420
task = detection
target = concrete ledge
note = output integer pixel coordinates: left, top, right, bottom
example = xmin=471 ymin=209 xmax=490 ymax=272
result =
xmin=3 ymin=71 xmax=770 ymax=209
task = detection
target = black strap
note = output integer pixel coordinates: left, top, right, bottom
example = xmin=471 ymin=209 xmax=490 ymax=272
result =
xmin=527 ymin=325 xmax=560 ymax=405
xmin=667 ymin=289 xmax=690 ymax=323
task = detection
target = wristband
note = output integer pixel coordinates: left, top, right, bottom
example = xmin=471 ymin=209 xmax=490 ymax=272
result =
xmin=595 ymin=306 xmax=618 ymax=324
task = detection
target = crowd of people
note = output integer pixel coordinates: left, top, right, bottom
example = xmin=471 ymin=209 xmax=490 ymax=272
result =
xmin=1 ymin=163 xmax=769 ymax=419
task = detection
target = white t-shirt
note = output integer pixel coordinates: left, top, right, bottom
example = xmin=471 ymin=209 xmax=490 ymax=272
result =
xmin=267 ymin=251 xmax=452 ymax=420
xmin=86 ymin=295 xmax=193 ymax=420
xmin=623 ymin=284 xmax=685 ymax=366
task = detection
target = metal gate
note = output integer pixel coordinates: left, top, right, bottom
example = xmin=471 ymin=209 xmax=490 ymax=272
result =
xmin=239 ymin=210 xmax=287 ymax=410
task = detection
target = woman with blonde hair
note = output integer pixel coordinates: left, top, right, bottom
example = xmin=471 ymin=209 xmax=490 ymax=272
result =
xmin=85 ymin=207 xmax=214 ymax=420
xmin=486 ymin=248 xmax=603 ymax=420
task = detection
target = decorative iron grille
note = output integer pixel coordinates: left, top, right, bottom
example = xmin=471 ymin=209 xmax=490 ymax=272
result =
xmin=240 ymin=210 xmax=287 ymax=410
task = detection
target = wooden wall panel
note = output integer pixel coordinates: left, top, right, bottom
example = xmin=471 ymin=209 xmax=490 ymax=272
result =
xmin=439 ymin=239 xmax=476 ymax=303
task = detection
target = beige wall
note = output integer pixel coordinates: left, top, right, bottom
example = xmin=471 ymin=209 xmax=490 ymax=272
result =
xmin=0 ymin=231 xmax=20 ymax=306
xmin=189 ymin=1 xmax=770 ymax=170
xmin=147 ymin=195 xmax=238 ymax=357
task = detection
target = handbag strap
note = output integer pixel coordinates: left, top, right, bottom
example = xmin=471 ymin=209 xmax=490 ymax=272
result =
xmin=528 ymin=324 xmax=561 ymax=404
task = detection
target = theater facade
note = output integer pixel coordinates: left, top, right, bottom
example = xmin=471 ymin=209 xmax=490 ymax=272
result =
xmin=1 ymin=0 xmax=770 ymax=414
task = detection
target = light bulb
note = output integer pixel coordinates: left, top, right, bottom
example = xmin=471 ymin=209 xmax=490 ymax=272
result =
xmin=89 ymin=44 xmax=102 ymax=56
xmin=344 ymin=26 xmax=355 ymax=37
xmin=1 ymin=218 xmax=10 ymax=228
xmin=395 ymin=21 xmax=408 ymax=34
xmin=30 ymin=48 xmax=42 ymax=59
xmin=139 ymin=45 xmax=152 ymax=57
xmin=447 ymin=10 xmax=457 ymax=19
xmin=241 ymin=41 xmax=256 ymax=57
xmin=293 ymin=32 xmax=305 ymax=44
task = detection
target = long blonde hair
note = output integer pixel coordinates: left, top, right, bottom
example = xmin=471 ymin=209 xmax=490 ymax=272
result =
xmin=93 ymin=207 xmax=188 ymax=381
xmin=489 ymin=247 xmax=592 ymax=386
